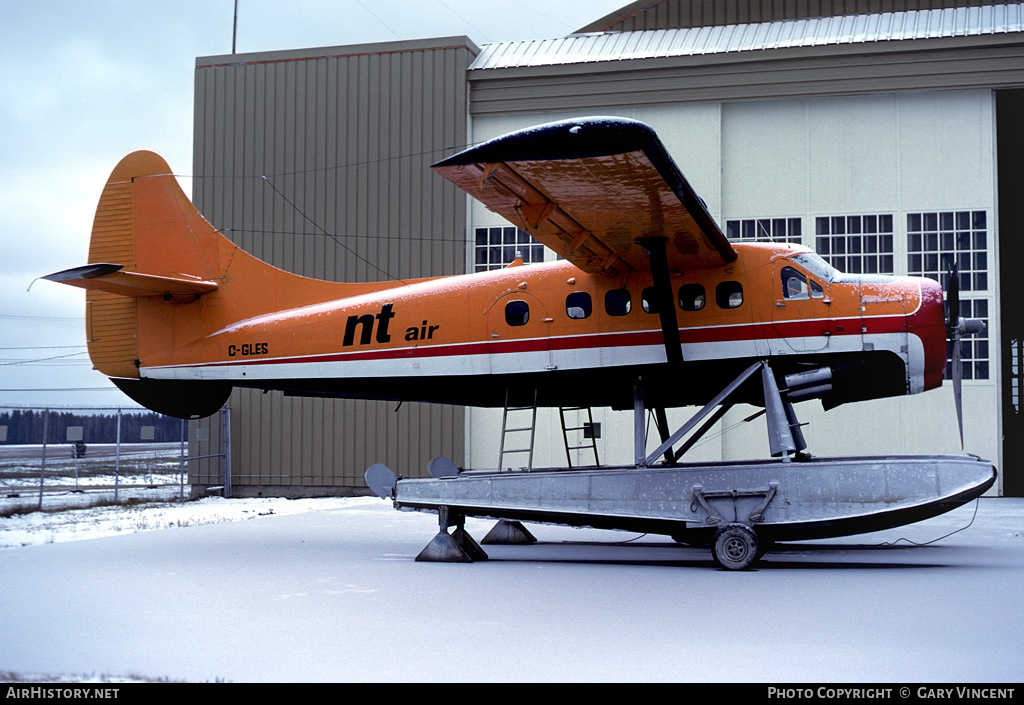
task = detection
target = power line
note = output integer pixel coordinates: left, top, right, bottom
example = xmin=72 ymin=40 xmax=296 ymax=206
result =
xmin=0 ymin=352 xmax=88 ymax=367
xmin=436 ymin=0 xmax=489 ymax=40
xmin=0 ymin=388 xmax=119 ymax=392
xmin=0 ymin=360 xmax=92 ymax=366
xmin=260 ymin=175 xmax=408 ymax=285
xmin=0 ymin=361 xmax=92 ymax=366
xmin=173 ymin=141 xmax=476 ymax=181
xmin=221 ymin=227 xmax=468 ymax=243
xmin=353 ymin=0 xmax=403 ymax=40
xmin=0 ymin=345 xmax=86 ymax=350
xmin=508 ymin=0 xmax=583 ymax=32
xmin=0 ymin=314 xmax=82 ymax=322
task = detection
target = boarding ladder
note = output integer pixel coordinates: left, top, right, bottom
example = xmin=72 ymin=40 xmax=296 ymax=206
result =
xmin=558 ymin=406 xmax=600 ymax=468
xmin=498 ymin=385 xmax=538 ymax=471
xmin=498 ymin=386 xmax=602 ymax=471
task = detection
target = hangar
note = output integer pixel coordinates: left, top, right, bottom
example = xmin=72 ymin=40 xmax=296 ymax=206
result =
xmin=187 ymin=0 xmax=1024 ymax=498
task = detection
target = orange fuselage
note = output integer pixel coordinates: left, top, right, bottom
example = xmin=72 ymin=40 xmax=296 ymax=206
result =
xmin=137 ymin=242 xmax=946 ymax=410
xmin=49 ymin=147 xmax=947 ymax=416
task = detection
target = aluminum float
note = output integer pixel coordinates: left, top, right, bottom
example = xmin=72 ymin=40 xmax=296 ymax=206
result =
xmin=365 ymin=361 xmax=996 ymax=570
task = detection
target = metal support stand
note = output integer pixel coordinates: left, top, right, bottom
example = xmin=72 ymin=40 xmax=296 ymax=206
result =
xmin=451 ymin=524 xmax=488 ymax=561
xmin=482 ymin=519 xmax=537 ymax=545
xmin=415 ymin=506 xmax=488 ymax=562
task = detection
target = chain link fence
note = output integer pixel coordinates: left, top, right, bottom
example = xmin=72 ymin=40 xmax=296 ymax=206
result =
xmin=0 ymin=406 xmax=229 ymax=513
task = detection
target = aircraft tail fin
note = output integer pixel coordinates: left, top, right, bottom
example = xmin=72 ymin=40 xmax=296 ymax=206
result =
xmin=41 ymin=151 xmax=237 ymax=417
xmin=43 ymin=151 xmax=395 ymax=418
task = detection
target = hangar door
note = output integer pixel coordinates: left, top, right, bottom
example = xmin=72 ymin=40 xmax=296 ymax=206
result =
xmin=997 ymin=89 xmax=1024 ymax=497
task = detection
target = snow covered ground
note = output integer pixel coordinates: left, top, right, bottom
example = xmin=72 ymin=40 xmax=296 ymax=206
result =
xmin=2 ymin=494 xmax=1023 ymax=683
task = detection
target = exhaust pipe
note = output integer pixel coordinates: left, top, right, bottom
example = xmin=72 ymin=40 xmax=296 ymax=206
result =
xmin=783 ymin=367 xmax=832 ymax=403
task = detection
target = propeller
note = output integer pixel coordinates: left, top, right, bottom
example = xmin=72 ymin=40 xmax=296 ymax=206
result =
xmin=945 ymin=263 xmax=986 ymax=447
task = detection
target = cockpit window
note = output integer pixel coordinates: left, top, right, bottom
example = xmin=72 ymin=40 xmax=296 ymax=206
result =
xmin=781 ymin=266 xmax=809 ymax=300
xmin=810 ymin=279 xmax=824 ymax=298
xmin=792 ymin=252 xmax=839 ymax=283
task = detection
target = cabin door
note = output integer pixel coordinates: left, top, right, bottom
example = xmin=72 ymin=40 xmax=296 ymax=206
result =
xmin=485 ymin=291 xmax=553 ymax=381
xmin=771 ymin=260 xmax=833 ymax=352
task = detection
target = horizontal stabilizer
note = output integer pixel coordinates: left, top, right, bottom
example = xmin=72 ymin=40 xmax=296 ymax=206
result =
xmin=43 ymin=264 xmax=218 ymax=298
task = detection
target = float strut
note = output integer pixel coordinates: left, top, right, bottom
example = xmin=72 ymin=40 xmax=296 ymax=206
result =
xmin=645 ymin=361 xmax=763 ymax=466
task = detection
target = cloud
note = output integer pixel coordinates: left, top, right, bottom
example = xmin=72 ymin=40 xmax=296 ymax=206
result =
xmin=0 ymin=0 xmax=626 ymax=407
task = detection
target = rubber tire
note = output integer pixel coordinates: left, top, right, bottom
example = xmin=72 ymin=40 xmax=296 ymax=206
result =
xmin=712 ymin=523 xmax=760 ymax=570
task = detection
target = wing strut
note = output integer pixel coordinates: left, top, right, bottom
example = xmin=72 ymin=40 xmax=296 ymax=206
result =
xmin=639 ymin=237 xmax=683 ymax=370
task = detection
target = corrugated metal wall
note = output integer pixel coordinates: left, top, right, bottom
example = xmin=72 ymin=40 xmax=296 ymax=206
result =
xmin=471 ymin=5 xmax=1024 ymax=115
xmin=580 ymin=0 xmax=1013 ymax=32
xmin=189 ymin=38 xmax=476 ymax=494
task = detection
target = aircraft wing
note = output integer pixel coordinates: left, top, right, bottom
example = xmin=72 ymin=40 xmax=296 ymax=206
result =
xmin=432 ymin=117 xmax=736 ymax=275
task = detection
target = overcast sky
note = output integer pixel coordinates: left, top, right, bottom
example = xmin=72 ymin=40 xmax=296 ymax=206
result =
xmin=0 ymin=0 xmax=627 ymax=411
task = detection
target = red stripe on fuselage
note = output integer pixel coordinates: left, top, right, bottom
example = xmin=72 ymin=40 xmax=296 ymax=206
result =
xmin=148 ymin=313 xmax=912 ymax=372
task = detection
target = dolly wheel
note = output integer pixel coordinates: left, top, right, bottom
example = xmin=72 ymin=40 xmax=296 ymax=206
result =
xmin=712 ymin=523 xmax=760 ymax=570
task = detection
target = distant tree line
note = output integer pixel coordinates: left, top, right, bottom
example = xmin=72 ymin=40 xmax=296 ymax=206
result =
xmin=0 ymin=410 xmax=185 ymax=445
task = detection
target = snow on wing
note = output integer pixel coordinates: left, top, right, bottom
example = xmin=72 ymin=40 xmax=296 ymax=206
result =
xmin=432 ymin=117 xmax=736 ymax=275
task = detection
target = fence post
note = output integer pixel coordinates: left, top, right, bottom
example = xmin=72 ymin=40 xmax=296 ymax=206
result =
xmin=37 ymin=409 xmax=49 ymax=510
xmin=114 ymin=408 xmax=121 ymax=502
xmin=222 ymin=407 xmax=232 ymax=498
xmin=179 ymin=417 xmax=186 ymax=501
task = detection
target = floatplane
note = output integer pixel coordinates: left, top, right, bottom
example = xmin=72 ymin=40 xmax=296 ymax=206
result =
xmin=43 ymin=117 xmax=994 ymax=568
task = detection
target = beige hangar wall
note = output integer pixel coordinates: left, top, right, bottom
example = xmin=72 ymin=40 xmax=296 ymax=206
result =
xmin=463 ymin=90 xmax=1001 ymax=491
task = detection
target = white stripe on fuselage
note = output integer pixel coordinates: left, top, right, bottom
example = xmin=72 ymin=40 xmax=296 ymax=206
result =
xmin=143 ymin=329 xmax=923 ymax=394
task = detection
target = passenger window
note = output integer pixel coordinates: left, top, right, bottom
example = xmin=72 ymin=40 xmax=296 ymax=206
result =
xmin=678 ymin=284 xmax=706 ymax=311
xmin=505 ymin=300 xmax=529 ymax=326
xmin=781 ymin=266 xmax=809 ymax=300
xmin=605 ymin=288 xmax=631 ymax=316
xmin=810 ymin=279 xmax=824 ymax=298
xmin=641 ymin=287 xmax=659 ymax=314
xmin=566 ymin=291 xmax=592 ymax=319
xmin=716 ymin=281 xmax=743 ymax=309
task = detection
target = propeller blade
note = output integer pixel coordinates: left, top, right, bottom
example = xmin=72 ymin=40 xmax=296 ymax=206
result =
xmin=952 ymin=334 xmax=964 ymax=449
xmin=944 ymin=261 xmax=966 ymax=448
xmin=946 ymin=262 xmax=960 ymax=339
